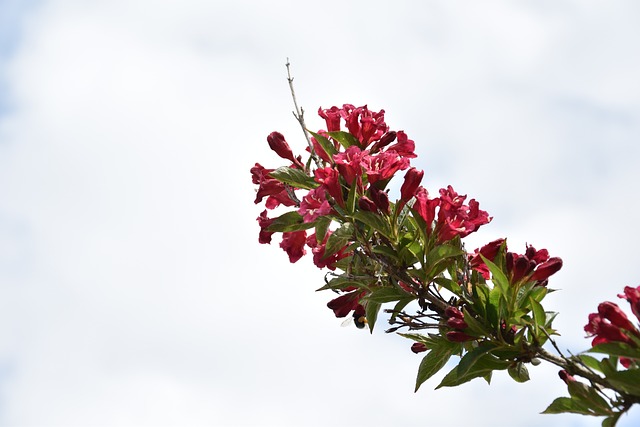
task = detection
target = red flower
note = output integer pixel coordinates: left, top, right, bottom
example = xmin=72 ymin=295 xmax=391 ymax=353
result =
xmin=435 ymin=186 xmax=491 ymax=243
xmin=318 ymin=106 xmax=342 ymax=132
xmin=414 ymin=187 xmax=439 ymax=233
xmin=369 ymin=131 xmax=397 ymax=153
xmin=327 ymin=290 xmax=367 ymax=318
xmin=386 ymin=131 xmax=416 ymax=158
xmin=279 ymin=230 xmax=307 ymax=263
xmin=619 ymin=285 xmax=640 ymax=322
xmin=333 ymin=146 xmax=365 ymax=185
xmin=298 ymin=187 xmax=331 ymax=223
xmin=411 ymin=343 xmax=428 ymax=354
xmin=361 ymin=151 xmax=410 ymax=185
xmin=267 ymin=131 xmax=303 ymax=168
xmin=369 ymin=186 xmax=391 ymax=215
xmin=306 ymin=232 xmax=351 ymax=271
xmin=342 ymin=104 xmax=388 ymax=148
xmin=309 ymin=135 xmax=332 ymax=163
xmin=558 ymin=370 xmax=576 ymax=385
xmin=446 ymin=331 xmax=475 ymax=342
xmin=256 ymin=210 xmax=275 ymax=244
xmin=597 ymin=302 xmax=638 ymax=334
xmin=585 ymin=313 xmax=633 ymax=346
xmin=250 ymin=163 xmax=297 ymax=209
xmin=469 ymin=239 xmax=506 ymax=279
xmin=358 ymin=195 xmax=378 ymax=212
xmin=314 ymin=167 xmax=344 ymax=207
xmin=398 ymin=167 xmax=424 ymax=210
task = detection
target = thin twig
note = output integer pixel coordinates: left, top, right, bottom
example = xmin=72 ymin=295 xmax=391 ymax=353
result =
xmin=285 ymin=59 xmax=322 ymax=169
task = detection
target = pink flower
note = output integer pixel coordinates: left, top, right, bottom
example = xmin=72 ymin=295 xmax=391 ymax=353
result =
xmin=411 ymin=343 xmax=428 ymax=354
xmin=256 ymin=210 xmax=275 ymax=244
xmin=250 ymin=163 xmax=297 ymax=209
xmin=360 ymin=151 xmax=410 ymax=185
xmin=267 ymin=132 xmax=303 ymax=167
xmin=597 ymin=302 xmax=638 ymax=334
xmin=469 ymin=239 xmax=506 ymax=279
xmin=318 ymin=106 xmax=342 ymax=132
xmin=414 ymin=187 xmax=439 ymax=233
xmin=298 ymin=187 xmax=332 ymax=223
xmin=327 ymin=290 xmax=367 ymax=318
xmin=399 ymin=167 xmax=424 ymax=210
xmin=386 ymin=131 xmax=416 ymax=158
xmin=314 ymin=167 xmax=344 ymax=207
xmin=558 ymin=370 xmax=576 ymax=385
xmin=333 ymin=146 xmax=365 ymax=185
xmin=585 ymin=313 xmax=633 ymax=346
xmin=280 ymin=230 xmax=307 ymax=263
xmin=306 ymin=232 xmax=351 ymax=271
xmin=435 ymin=187 xmax=491 ymax=243
xmin=341 ymin=104 xmax=389 ymax=148
xmin=619 ymin=285 xmax=640 ymax=322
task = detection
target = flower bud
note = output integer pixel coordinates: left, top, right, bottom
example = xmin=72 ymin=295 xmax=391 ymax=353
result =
xmin=358 ymin=196 xmax=378 ymax=212
xmin=399 ymin=167 xmax=424 ymax=207
xmin=411 ymin=343 xmax=428 ymax=354
xmin=267 ymin=132 xmax=298 ymax=164
xmin=558 ymin=370 xmax=576 ymax=385
xmin=445 ymin=331 xmax=475 ymax=342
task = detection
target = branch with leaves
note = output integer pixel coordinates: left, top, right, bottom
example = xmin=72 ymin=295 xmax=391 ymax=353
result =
xmin=250 ymin=63 xmax=640 ymax=427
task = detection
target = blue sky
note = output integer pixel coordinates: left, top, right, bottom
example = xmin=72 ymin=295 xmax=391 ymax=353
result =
xmin=1 ymin=1 xmax=640 ymax=426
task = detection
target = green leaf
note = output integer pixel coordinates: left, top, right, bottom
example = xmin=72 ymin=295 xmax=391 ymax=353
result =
xmin=508 ymin=362 xmax=530 ymax=383
xmin=267 ymin=211 xmax=316 ymax=232
xmin=461 ymin=308 xmax=490 ymax=336
xmin=365 ymin=287 xmax=408 ymax=304
xmin=426 ymin=244 xmax=464 ymax=266
xmin=602 ymin=412 xmax=623 ymax=427
xmin=567 ymin=381 xmax=612 ymax=415
xmin=351 ymin=211 xmax=392 ymax=239
xmin=456 ymin=342 xmax=498 ymax=378
xmin=326 ymin=131 xmax=361 ymax=149
xmin=269 ymin=166 xmax=318 ymax=190
xmin=578 ymin=354 xmax=604 ymax=373
xmin=588 ymin=342 xmax=640 ymax=360
xmin=436 ymin=353 xmax=510 ymax=389
xmin=314 ymin=216 xmax=331 ymax=243
xmin=315 ymin=277 xmax=363 ymax=292
xmin=371 ymin=245 xmax=400 ymax=262
xmin=365 ymin=301 xmax=381 ymax=334
xmin=307 ymin=130 xmax=338 ymax=158
xmin=480 ymin=255 xmax=510 ymax=297
xmin=432 ymin=277 xmax=462 ymax=295
xmin=324 ymin=222 xmax=354 ymax=258
xmin=415 ymin=344 xmax=456 ymax=392
xmin=596 ymin=367 xmax=640 ymax=396
xmin=542 ymin=397 xmax=596 ymax=415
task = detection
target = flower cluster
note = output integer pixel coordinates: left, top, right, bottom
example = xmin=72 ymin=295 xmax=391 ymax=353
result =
xmin=585 ymin=285 xmax=640 ymax=368
xmin=470 ymin=238 xmax=563 ymax=286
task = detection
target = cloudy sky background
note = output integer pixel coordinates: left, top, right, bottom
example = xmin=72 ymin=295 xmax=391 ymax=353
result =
xmin=1 ymin=0 xmax=639 ymax=426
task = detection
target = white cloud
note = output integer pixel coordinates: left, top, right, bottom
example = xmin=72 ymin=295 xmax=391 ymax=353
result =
xmin=0 ymin=0 xmax=639 ymax=426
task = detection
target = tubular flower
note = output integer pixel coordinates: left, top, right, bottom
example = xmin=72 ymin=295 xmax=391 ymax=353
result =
xmin=256 ymin=210 xmax=275 ymax=244
xmin=469 ymin=239 xmax=506 ymax=279
xmin=386 ymin=131 xmax=417 ymax=158
xmin=398 ymin=167 xmax=424 ymax=211
xmin=267 ymin=131 xmax=303 ymax=168
xmin=361 ymin=151 xmax=410 ymax=185
xmin=445 ymin=306 xmax=469 ymax=331
xmin=411 ymin=343 xmax=428 ymax=354
xmin=279 ymin=230 xmax=307 ymax=263
xmin=341 ymin=104 xmax=388 ymax=148
xmin=327 ymin=290 xmax=367 ymax=318
xmin=585 ymin=313 xmax=633 ymax=346
xmin=369 ymin=131 xmax=397 ymax=153
xmin=250 ymin=163 xmax=297 ymax=209
xmin=435 ymin=186 xmax=491 ymax=243
xmin=619 ymin=285 xmax=640 ymax=322
xmin=306 ymin=232 xmax=351 ymax=271
xmin=597 ymin=302 xmax=639 ymax=335
xmin=369 ymin=186 xmax=391 ymax=215
xmin=298 ymin=187 xmax=332 ymax=223
xmin=414 ymin=187 xmax=439 ymax=232
xmin=314 ymin=167 xmax=344 ymax=207
xmin=318 ymin=106 xmax=342 ymax=132
xmin=333 ymin=146 xmax=366 ymax=186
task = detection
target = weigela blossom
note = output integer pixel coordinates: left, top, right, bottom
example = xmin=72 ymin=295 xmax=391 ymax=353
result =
xmin=341 ymin=104 xmax=388 ymax=147
xmin=280 ymin=230 xmax=307 ymax=263
xmin=398 ymin=167 xmax=424 ymax=211
xmin=318 ymin=106 xmax=342 ymax=132
xmin=251 ymin=163 xmax=297 ymax=209
xmin=326 ymin=289 xmax=367 ymax=318
xmin=298 ymin=187 xmax=332 ymax=223
xmin=585 ymin=301 xmax=640 ymax=347
xmin=256 ymin=210 xmax=275 ymax=244
xmin=360 ymin=151 xmax=410 ymax=185
xmin=267 ymin=131 xmax=304 ymax=168
xmin=314 ymin=167 xmax=344 ymax=207
xmin=333 ymin=146 xmax=366 ymax=185
xmin=306 ymin=232 xmax=351 ymax=271
xmin=619 ymin=285 xmax=640 ymax=322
